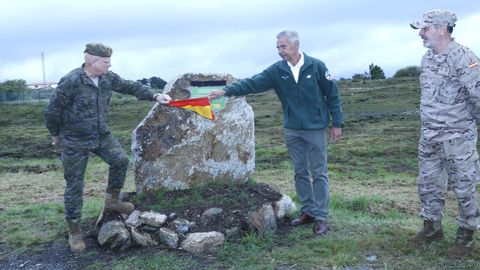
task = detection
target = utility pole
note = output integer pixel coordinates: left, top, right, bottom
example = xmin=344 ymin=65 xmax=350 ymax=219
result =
xmin=39 ymin=52 xmax=46 ymax=103
xmin=41 ymin=52 xmax=46 ymax=84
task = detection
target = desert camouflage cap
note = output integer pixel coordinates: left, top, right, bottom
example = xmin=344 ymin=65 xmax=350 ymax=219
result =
xmin=410 ymin=9 xmax=457 ymax=29
xmin=84 ymin=43 xmax=113 ymax=57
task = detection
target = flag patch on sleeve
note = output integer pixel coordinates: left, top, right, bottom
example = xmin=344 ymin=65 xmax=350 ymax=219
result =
xmin=468 ymin=62 xmax=478 ymax=68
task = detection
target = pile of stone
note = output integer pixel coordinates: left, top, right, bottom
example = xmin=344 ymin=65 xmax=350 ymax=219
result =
xmin=99 ymin=73 xmax=297 ymax=254
xmin=97 ymin=194 xmax=296 ymax=254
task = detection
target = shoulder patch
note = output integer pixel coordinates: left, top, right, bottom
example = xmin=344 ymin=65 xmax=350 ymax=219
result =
xmin=325 ymin=70 xmax=333 ymax=80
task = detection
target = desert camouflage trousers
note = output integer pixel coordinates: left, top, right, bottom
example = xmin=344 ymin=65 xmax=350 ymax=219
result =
xmin=418 ymin=136 xmax=480 ymax=230
xmin=61 ymin=133 xmax=129 ymax=220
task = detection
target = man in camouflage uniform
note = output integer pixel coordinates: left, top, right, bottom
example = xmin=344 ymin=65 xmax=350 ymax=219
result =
xmin=45 ymin=43 xmax=171 ymax=252
xmin=409 ymin=10 xmax=480 ymax=258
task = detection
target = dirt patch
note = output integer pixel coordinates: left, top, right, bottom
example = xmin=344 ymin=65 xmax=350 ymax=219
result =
xmin=0 ymin=142 xmax=59 ymax=159
xmin=0 ymin=164 xmax=60 ymax=174
xmin=104 ymin=182 xmax=286 ymax=239
xmin=0 ymin=182 xmax=295 ymax=270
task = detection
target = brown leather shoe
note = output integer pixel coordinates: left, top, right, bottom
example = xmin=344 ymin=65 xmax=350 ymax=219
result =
xmin=291 ymin=212 xmax=315 ymax=226
xmin=313 ymin=220 xmax=328 ymax=235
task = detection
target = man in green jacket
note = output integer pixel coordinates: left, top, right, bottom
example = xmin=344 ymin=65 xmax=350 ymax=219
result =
xmin=209 ymin=30 xmax=343 ymax=236
xmin=44 ymin=43 xmax=171 ymax=252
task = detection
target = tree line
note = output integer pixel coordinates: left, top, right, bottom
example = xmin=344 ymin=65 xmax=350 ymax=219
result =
xmin=0 ymin=65 xmax=421 ymax=92
xmin=0 ymin=77 xmax=167 ymax=92
xmin=349 ymin=64 xmax=420 ymax=81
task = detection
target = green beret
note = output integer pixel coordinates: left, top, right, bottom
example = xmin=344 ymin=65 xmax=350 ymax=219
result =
xmin=84 ymin=43 xmax=112 ymax=57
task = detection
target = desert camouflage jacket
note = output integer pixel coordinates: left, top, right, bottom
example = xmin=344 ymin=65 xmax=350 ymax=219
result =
xmin=420 ymin=41 xmax=480 ymax=142
xmin=45 ymin=65 xmax=155 ymax=149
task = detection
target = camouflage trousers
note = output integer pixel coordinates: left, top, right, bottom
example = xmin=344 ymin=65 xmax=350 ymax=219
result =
xmin=418 ymin=137 xmax=480 ymax=230
xmin=61 ymin=133 xmax=129 ymax=220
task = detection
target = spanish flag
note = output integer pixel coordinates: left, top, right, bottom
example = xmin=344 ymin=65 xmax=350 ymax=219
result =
xmin=168 ymin=97 xmax=215 ymax=120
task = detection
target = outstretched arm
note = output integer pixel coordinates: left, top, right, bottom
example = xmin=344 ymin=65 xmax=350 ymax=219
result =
xmin=208 ymin=89 xmax=226 ymax=99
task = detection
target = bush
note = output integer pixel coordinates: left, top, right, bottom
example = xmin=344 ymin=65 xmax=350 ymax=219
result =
xmin=137 ymin=76 xmax=167 ymax=89
xmin=369 ymin=63 xmax=386 ymax=80
xmin=0 ymin=79 xmax=27 ymax=92
xmin=393 ymin=66 xmax=420 ymax=78
xmin=351 ymin=63 xmax=386 ymax=81
xmin=351 ymin=73 xmax=369 ymax=82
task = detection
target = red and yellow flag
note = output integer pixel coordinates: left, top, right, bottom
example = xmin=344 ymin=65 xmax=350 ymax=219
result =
xmin=168 ymin=97 xmax=215 ymax=120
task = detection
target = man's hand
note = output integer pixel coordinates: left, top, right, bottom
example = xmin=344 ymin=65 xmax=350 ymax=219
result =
xmin=51 ymin=136 xmax=60 ymax=146
xmin=330 ymin=127 xmax=342 ymax=143
xmin=154 ymin=93 xmax=172 ymax=104
xmin=208 ymin=89 xmax=226 ymax=100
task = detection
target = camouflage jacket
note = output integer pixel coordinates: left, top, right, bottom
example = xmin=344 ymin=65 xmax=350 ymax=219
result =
xmin=44 ymin=65 xmax=155 ymax=149
xmin=420 ymin=41 xmax=480 ymax=142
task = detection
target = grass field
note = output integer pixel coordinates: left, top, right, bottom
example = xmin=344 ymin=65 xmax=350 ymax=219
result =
xmin=1 ymin=77 xmax=479 ymax=269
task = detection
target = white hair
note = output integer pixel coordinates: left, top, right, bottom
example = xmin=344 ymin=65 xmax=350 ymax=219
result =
xmin=276 ymin=30 xmax=299 ymax=44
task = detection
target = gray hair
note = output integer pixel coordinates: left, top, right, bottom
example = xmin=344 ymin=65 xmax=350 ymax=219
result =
xmin=432 ymin=24 xmax=454 ymax=34
xmin=277 ymin=30 xmax=299 ymax=44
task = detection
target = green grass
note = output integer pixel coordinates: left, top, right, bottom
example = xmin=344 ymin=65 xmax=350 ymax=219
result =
xmin=0 ymin=202 xmax=64 ymax=247
xmin=106 ymin=253 xmax=201 ymax=270
xmin=132 ymin=179 xmax=261 ymax=213
xmin=2 ymin=77 xmax=480 ymax=269
xmin=331 ymin=194 xmax=384 ymax=213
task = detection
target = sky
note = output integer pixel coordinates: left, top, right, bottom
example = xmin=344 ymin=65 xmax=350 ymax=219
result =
xmin=1 ymin=0 xmax=479 ymax=85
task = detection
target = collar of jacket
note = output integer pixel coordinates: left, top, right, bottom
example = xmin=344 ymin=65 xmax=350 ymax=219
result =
xmin=278 ymin=53 xmax=314 ymax=74
xmin=79 ymin=64 xmax=105 ymax=87
xmin=425 ymin=41 xmax=457 ymax=62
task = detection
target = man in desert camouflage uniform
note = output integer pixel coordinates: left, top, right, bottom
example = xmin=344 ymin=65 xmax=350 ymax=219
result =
xmin=45 ymin=43 xmax=171 ymax=252
xmin=409 ymin=10 xmax=480 ymax=258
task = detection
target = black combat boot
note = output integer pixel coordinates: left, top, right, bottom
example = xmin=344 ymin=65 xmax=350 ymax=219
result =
xmin=409 ymin=220 xmax=444 ymax=245
xmin=447 ymin=227 xmax=475 ymax=258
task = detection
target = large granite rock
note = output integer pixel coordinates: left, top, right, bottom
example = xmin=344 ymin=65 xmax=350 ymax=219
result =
xmin=132 ymin=73 xmax=255 ymax=192
xmin=180 ymin=231 xmax=225 ymax=254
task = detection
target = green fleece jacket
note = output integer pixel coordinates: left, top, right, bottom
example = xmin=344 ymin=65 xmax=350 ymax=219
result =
xmin=224 ymin=53 xmax=344 ymax=130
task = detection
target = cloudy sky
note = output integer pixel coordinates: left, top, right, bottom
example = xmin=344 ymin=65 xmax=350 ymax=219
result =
xmin=1 ymin=0 xmax=479 ymax=84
